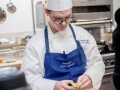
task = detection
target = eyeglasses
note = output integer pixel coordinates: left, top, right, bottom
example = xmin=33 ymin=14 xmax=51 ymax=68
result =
xmin=50 ymin=16 xmax=73 ymax=25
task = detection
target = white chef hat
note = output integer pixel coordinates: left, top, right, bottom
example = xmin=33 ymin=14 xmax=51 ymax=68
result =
xmin=46 ymin=0 xmax=73 ymax=11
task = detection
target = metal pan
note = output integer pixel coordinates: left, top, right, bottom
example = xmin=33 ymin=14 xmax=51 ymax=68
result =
xmin=6 ymin=0 xmax=16 ymax=13
xmin=0 ymin=7 xmax=6 ymax=24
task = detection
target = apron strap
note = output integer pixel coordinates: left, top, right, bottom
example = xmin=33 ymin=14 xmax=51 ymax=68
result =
xmin=69 ymin=24 xmax=82 ymax=66
xmin=69 ymin=24 xmax=77 ymax=41
xmin=44 ymin=26 xmax=49 ymax=53
xmin=69 ymin=24 xmax=82 ymax=47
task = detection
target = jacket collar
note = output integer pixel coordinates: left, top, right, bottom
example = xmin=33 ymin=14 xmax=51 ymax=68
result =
xmin=47 ymin=24 xmax=72 ymax=38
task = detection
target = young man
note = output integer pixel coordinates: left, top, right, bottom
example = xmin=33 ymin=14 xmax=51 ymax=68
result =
xmin=21 ymin=0 xmax=105 ymax=90
xmin=112 ymin=8 xmax=120 ymax=90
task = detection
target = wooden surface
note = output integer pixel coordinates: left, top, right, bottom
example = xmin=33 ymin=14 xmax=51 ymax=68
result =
xmin=0 ymin=58 xmax=22 ymax=68
xmin=0 ymin=43 xmax=20 ymax=49
xmin=0 ymin=43 xmax=25 ymax=68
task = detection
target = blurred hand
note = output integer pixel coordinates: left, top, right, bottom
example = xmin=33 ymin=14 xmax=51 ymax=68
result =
xmin=54 ymin=80 xmax=76 ymax=90
xmin=76 ymin=74 xmax=92 ymax=90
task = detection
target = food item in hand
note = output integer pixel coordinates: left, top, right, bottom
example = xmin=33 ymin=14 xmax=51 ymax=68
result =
xmin=0 ymin=57 xmax=3 ymax=63
xmin=72 ymin=83 xmax=77 ymax=88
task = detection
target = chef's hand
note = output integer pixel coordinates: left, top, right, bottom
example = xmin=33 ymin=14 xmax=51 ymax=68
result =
xmin=54 ymin=80 xmax=76 ymax=90
xmin=76 ymin=74 xmax=92 ymax=90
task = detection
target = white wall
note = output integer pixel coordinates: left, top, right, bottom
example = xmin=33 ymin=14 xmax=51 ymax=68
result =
xmin=0 ymin=0 xmax=34 ymax=39
xmin=113 ymin=0 xmax=120 ymax=27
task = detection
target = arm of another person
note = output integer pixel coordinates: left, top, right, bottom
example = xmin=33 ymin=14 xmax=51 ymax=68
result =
xmin=20 ymin=42 xmax=57 ymax=90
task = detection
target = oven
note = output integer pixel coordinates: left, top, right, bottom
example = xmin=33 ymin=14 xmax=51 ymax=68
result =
xmin=71 ymin=0 xmax=113 ymax=41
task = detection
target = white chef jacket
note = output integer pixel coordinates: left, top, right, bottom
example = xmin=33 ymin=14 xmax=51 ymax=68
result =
xmin=20 ymin=24 xmax=105 ymax=90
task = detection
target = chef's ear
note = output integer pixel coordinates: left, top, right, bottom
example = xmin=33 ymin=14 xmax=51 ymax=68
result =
xmin=45 ymin=8 xmax=51 ymax=16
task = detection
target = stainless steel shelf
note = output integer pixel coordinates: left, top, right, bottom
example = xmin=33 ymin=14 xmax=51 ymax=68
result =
xmin=101 ymin=53 xmax=115 ymax=60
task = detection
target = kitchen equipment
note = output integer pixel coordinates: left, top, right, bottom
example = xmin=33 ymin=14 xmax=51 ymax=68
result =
xmin=97 ymin=40 xmax=113 ymax=54
xmin=0 ymin=38 xmax=9 ymax=45
xmin=13 ymin=46 xmax=25 ymax=58
xmin=0 ymin=49 xmax=15 ymax=63
xmin=35 ymin=1 xmax=45 ymax=29
xmin=6 ymin=0 xmax=16 ymax=13
xmin=12 ymin=36 xmax=19 ymax=44
xmin=0 ymin=7 xmax=6 ymax=24
xmin=108 ymin=41 xmax=114 ymax=52
xmin=14 ymin=49 xmax=25 ymax=58
xmin=99 ymin=53 xmax=115 ymax=90
xmin=0 ymin=67 xmax=31 ymax=90
xmin=13 ymin=46 xmax=25 ymax=50
xmin=0 ymin=49 xmax=11 ymax=52
xmin=71 ymin=0 xmax=113 ymax=41
xmin=20 ymin=36 xmax=27 ymax=43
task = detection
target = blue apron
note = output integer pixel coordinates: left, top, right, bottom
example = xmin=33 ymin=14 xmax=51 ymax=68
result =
xmin=44 ymin=24 xmax=87 ymax=82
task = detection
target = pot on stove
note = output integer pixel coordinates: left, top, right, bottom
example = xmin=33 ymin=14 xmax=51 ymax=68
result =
xmin=97 ymin=40 xmax=111 ymax=54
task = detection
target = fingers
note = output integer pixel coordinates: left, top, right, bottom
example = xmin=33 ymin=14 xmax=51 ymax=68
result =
xmin=77 ymin=76 xmax=87 ymax=88
xmin=85 ymin=82 xmax=92 ymax=89
xmin=77 ymin=74 xmax=92 ymax=90
xmin=81 ymin=80 xmax=92 ymax=89
xmin=55 ymin=80 xmax=75 ymax=90
xmin=62 ymin=80 xmax=76 ymax=90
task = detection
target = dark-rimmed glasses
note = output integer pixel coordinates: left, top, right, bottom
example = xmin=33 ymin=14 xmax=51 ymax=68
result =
xmin=50 ymin=16 xmax=73 ymax=25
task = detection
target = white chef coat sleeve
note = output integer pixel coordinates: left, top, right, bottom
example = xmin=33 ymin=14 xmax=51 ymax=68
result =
xmin=20 ymin=41 xmax=56 ymax=90
xmin=83 ymin=35 xmax=105 ymax=90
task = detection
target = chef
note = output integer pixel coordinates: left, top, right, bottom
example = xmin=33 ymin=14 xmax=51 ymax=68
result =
xmin=20 ymin=0 xmax=105 ymax=90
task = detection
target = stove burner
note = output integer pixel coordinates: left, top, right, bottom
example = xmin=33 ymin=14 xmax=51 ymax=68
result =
xmin=104 ymin=59 xmax=115 ymax=67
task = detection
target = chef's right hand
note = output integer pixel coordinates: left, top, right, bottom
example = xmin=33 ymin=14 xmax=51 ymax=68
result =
xmin=54 ymin=80 xmax=76 ymax=90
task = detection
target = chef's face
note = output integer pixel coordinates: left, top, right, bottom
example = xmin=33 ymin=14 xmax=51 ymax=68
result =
xmin=45 ymin=9 xmax=72 ymax=33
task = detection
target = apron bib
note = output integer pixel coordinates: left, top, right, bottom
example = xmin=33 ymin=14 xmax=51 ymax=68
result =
xmin=44 ymin=24 xmax=87 ymax=82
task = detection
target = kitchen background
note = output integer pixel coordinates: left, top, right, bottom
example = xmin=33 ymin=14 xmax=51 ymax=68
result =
xmin=0 ymin=0 xmax=120 ymax=90
xmin=0 ymin=0 xmax=120 ymax=40
xmin=0 ymin=0 xmax=45 ymax=40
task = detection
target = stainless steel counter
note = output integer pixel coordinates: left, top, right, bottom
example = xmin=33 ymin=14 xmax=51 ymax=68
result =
xmin=99 ymin=53 xmax=115 ymax=90
xmin=102 ymin=53 xmax=115 ymax=60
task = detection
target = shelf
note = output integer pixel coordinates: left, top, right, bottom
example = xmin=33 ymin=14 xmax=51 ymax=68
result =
xmin=101 ymin=53 xmax=115 ymax=60
xmin=0 ymin=43 xmax=20 ymax=49
xmin=0 ymin=58 xmax=22 ymax=69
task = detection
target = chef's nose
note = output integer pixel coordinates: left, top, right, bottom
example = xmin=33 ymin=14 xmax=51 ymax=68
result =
xmin=61 ymin=20 xmax=66 ymax=25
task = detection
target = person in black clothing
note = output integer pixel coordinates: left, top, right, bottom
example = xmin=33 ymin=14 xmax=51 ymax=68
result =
xmin=112 ymin=8 xmax=120 ymax=90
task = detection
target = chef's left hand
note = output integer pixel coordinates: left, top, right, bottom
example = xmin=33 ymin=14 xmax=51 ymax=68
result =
xmin=76 ymin=74 xmax=92 ymax=90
